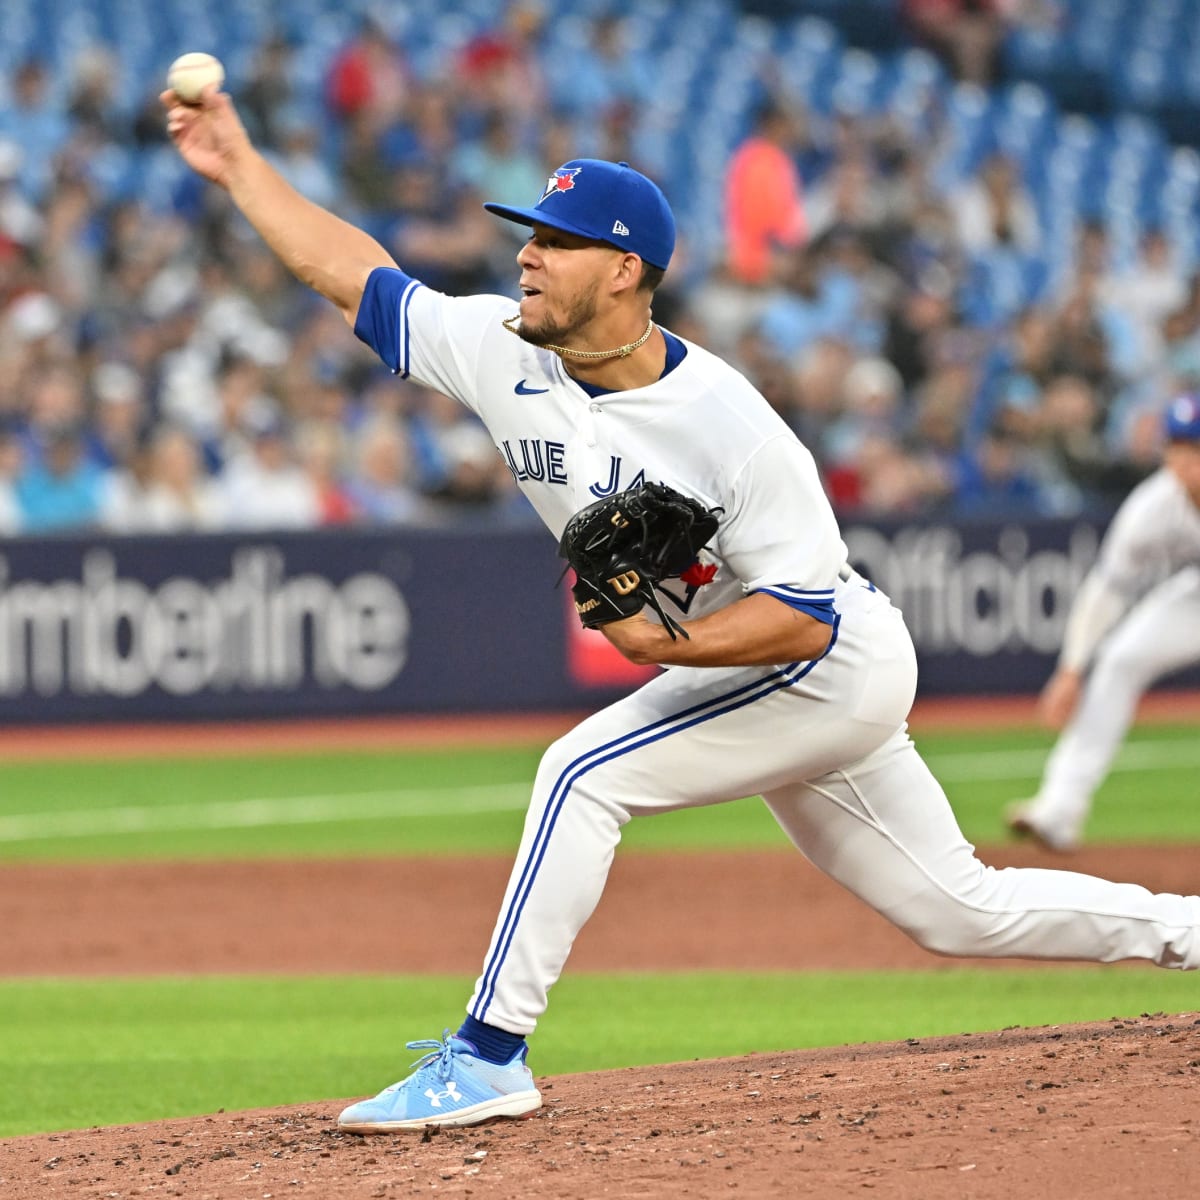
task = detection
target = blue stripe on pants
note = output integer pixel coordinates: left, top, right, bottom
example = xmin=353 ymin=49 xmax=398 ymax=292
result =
xmin=473 ymin=619 xmax=840 ymax=1021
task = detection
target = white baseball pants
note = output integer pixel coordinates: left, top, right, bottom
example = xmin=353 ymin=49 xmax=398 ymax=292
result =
xmin=467 ymin=574 xmax=1200 ymax=1035
xmin=1022 ymin=567 xmax=1200 ymax=843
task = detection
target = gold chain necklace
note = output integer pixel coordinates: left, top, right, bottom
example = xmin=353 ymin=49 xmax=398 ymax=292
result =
xmin=502 ymin=314 xmax=654 ymax=361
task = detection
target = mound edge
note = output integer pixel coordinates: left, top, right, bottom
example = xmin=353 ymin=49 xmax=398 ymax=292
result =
xmin=4 ymin=1013 xmax=1199 ymax=1199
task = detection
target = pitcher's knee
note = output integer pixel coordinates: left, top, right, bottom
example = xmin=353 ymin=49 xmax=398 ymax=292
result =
xmin=533 ymin=733 xmax=631 ymax=818
xmin=890 ymin=894 xmax=1000 ymax=958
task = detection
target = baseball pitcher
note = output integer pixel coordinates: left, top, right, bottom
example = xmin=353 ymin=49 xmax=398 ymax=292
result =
xmin=164 ymin=81 xmax=1200 ymax=1134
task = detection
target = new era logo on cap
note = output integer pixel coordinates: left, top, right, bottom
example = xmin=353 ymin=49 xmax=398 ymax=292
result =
xmin=612 ymin=220 xmax=630 ymax=236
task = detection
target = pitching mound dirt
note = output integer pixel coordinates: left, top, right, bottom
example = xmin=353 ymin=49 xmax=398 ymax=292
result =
xmin=3 ymin=1014 xmax=1198 ymax=1198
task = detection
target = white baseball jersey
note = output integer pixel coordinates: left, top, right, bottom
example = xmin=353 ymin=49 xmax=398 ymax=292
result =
xmin=354 ymin=266 xmax=1200 ymax=1039
xmin=1093 ymin=467 xmax=1200 ymax=592
xmin=1059 ymin=466 xmax=1200 ymax=672
xmin=355 ymin=267 xmax=848 ymax=632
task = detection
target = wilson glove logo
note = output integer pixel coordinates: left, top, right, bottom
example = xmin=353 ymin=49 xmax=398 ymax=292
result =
xmin=607 ymin=570 xmax=641 ymax=595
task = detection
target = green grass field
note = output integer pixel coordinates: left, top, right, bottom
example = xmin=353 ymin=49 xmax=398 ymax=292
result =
xmin=2 ymin=721 xmax=1198 ymax=1137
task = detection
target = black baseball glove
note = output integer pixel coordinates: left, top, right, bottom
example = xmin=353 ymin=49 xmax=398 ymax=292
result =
xmin=558 ymin=481 xmax=722 ymax=640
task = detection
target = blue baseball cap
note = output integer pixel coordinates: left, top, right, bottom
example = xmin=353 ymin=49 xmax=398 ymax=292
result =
xmin=484 ymin=159 xmax=675 ymax=270
xmin=1164 ymin=392 xmax=1200 ymax=441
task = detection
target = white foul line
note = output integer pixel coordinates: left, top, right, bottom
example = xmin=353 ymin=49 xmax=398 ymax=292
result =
xmin=924 ymin=738 xmax=1200 ymax=782
xmin=0 ymin=739 xmax=1197 ymax=844
xmin=0 ymin=784 xmax=531 ymax=843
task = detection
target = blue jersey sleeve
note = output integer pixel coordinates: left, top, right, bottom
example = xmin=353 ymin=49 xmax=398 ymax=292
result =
xmin=751 ymin=587 xmax=837 ymax=626
xmin=354 ymin=267 xmax=423 ymax=376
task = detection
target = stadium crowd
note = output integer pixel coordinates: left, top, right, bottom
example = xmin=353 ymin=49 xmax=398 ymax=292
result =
xmin=0 ymin=0 xmax=1197 ymax=537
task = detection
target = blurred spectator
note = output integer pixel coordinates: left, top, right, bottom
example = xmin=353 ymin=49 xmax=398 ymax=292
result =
xmin=409 ymin=390 xmax=507 ymax=507
xmin=853 ymin=434 xmax=943 ymax=515
xmin=902 ymin=0 xmax=1006 ymax=86
xmin=389 ymin=165 xmax=502 ymax=296
xmin=193 ymin=350 xmax=278 ymax=473
xmin=452 ymin=110 xmax=545 ymax=221
xmin=687 ymin=271 xmax=773 ymax=361
xmin=218 ymin=406 xmax=321 ymax=530
xmin=950 ymin=152 xmax=1041 ymax=255
xmin=819 ymin=229 xmax=900 ymax=353
xmin=133 ymin=425 xmax=225 ymax=532
xmin=1033 ymin=372 xmax=1138 ymax=508
xmin=452 ymin=1 xmax=547 ymax=132
xmin=379 ymin=84 xmax=460 ymax=177
xmin=346 ymin=416 xmax=428 ymax=525
xmin=804 ymin=150 xmax=889 ymax=245
xmin=66 ymin=47 xmax=123 ymax=142
xmin=21 ymin=362 xmax=89 ymax=461
xmin=0 ymin=60 xmax=71 ymax=200
xmin=790 ymin=337 xmax=857 ymax=450
xmin=0 ymin=139 xmax=43 ymax=249
xmin=1098 ymin=228 xmax=1188 ymax=373
xmin=240 ymin=35 xmax=297 ymax=150
xmin=723 ymin=99 xmax=809 ymax=286
xmin=39 ymin=172 xmax=102 ymax=316
xmin=1 ymin=293 xmax=68 ymax=394
xmin=1050 ymin=277 xmax=1116 ymax=389
xmin=340 ymin=112 xmax=399 ymax=215
xmin=0 ymin=422 xmax=22 ymax=534
xmin=969 ymin=304 xmax=1056 ymax=448
xmin=547 ymin=15 xmax=651 ymax=120
xmin=826 ymin=357 xmax=907 ymax=469
xmin=269 ymin=113 xmax=340 ymax=210
xmin=757 ymin=246 xmax=862 ymax=362
xmin=295 ymin=419 xmax=357 ymax=525
xmin=953 ymin=427 xmax=1044 ymax=515
xmin=883 ymin=263 xmax=960 ymax=390
xmin=326 ymin=16 xmax=411 ymax=131
xmin=87 ymin=361 xmax=147 ymax=471
xmin=15 ymin=421 xmax=105 ymax=532
xmin=99 ymin=427 xmax=156 ymax=533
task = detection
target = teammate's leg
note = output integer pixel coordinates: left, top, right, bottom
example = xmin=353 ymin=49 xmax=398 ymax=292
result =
xmin=765 ymin=727 xmax=1200 ymax=968
xmin=1015 ymin=569 xmax=1200 ymax=848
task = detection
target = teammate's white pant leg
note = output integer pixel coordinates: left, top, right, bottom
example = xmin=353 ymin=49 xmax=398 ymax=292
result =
xmin=764 ymin=731 xmax=1200 ymax=967
xmin=1027 ymin=568 xmax=1200 ymax=839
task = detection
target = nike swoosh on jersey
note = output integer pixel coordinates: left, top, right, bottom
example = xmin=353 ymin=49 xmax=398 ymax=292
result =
xmin=514 ymin=379 xmax=550 ymax=395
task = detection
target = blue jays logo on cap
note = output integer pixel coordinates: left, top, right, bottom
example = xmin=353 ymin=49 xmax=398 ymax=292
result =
xmin=540 ymin=167 xmax=581 ymax=202
xmin=1165 ymin=392 xmax=1200 ymax=441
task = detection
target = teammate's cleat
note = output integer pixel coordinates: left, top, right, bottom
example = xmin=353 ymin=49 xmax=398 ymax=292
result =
xmin=1006 ymin=802 xmax=1081 ymax=853
xmin=337 ymin=1032 xmax=541 ymax=1133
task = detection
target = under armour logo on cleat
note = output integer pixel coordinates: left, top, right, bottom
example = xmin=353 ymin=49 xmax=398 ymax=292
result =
xmin=424 ymin=1082 xmax=462 ymax=1108
xmin=612 ymin=220 xmax=630 ymax=236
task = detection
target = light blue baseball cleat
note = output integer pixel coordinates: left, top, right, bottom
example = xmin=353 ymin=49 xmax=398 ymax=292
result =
xmin=337 ymin=1032 xmax=542 ymax=1133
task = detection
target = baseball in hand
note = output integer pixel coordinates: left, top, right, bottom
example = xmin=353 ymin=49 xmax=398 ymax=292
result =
xmin=167 ymin=52 xmax=225 ymax=104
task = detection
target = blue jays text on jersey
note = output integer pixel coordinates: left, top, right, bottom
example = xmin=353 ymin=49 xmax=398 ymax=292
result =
xmin=499 ymin=439 xmax=653 ymax=502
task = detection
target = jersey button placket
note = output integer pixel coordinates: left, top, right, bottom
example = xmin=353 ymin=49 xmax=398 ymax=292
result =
xmin=579 ymin=402 xmax=600 ymax=447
